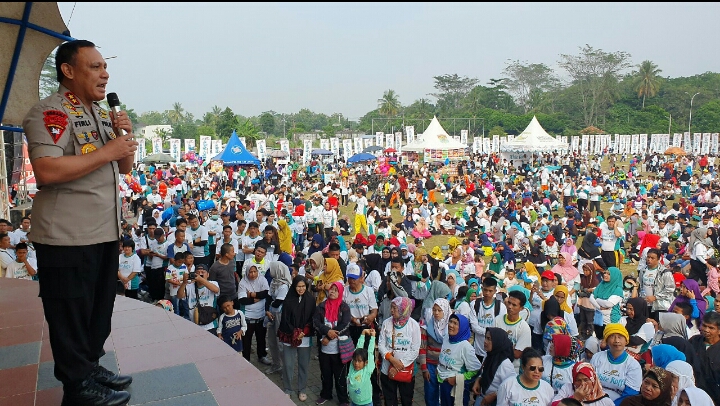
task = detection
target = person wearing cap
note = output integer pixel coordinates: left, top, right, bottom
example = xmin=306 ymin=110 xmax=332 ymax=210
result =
xmin=589 ymin=323 xmax=642 ymax=405
xmin=344 ymin=264 xmax=379 ymax=345
xmin=176 ymin=263 xmax=220 ymax=332
xmin=529 ymin=270 xmax=558 ymax=351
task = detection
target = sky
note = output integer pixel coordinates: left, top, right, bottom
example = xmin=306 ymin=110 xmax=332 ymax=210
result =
xmin=56 ymin=2 xmax=720 ymax=121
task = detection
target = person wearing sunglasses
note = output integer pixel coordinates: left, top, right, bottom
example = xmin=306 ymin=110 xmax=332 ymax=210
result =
xmin=496 ymin=348 xmax=553 ymax=406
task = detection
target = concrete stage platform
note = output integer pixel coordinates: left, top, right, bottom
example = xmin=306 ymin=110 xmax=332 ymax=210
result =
xmin=0 ymin=278 xmax=295 ymax=406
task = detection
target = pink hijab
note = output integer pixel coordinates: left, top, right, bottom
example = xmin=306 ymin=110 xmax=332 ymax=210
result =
xmin=551 ymin=252 xmax=579 ymax=282
xmin=560 ymin=237 xmax=577 ymax=257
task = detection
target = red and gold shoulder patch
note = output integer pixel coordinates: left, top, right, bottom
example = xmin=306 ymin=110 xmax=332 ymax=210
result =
xmin=43 ymin=110 xmax=69 ymax=144
xmin=64 ymin=92 xmax=81 ymax=106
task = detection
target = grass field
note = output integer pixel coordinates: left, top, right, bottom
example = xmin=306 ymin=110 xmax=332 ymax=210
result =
xmin=335 ymin=156 xmax=648 ymax=278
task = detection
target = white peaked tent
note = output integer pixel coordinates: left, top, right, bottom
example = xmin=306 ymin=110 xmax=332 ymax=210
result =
xmin=402 ymin=116 xmax=468 ymax=152
xmin=500 ymin=116 xmax=568 ymax=152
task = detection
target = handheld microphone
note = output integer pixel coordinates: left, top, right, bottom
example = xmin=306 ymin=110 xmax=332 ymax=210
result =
xmin=106 ymin=92 xmax=127 ymax=136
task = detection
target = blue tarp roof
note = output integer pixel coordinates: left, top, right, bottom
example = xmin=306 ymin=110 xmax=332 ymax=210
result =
xmin=212 ymin=130 xmax=261 ymax=166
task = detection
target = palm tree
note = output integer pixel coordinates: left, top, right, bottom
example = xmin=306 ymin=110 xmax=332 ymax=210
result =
xmin=167 ymin=102 xmax=185 ymax=125
xmin=634 ymin=60 xmax=662 ymax=108
xmin=378 ymin=90 xmax=401 ymax=117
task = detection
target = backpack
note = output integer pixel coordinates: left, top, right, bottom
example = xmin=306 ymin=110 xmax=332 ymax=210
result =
xmin=474 ymin=298 xmax=502 ymax=319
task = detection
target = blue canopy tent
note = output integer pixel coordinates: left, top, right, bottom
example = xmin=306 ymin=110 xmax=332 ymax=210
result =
xmin=211 ymin=130 xmax=261 ymax=166
xmin=347 ymin=152 xmax=377 ymax=164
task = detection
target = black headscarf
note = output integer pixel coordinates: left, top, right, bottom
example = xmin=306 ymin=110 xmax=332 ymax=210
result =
xmin=625 ymin=297 xmax=649 ymax=337
xmin=278 ymin=275 xmax=316 ymax=337
xmin=540 ymin=295 xmax=561 ymax=330
xmin=580 ymin=230 xmax=601 ymax=258
xmin=479 ymin=327 xmax=514 ymax=393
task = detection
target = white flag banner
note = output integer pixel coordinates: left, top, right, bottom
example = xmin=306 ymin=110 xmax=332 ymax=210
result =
xmin=169 ymin=138 xmax=181 ymax=162
xmin=343 ymin=139 xmax=353 ymax=161
xmin=303 ymin=139 xmax=312 ymax=164
xmin=452 ymin=136 xmax=461 ymax=143
xmin=238 ymin=137 xmax=246 ymax=148
xmin=571 ymin=136 xmax=579 ymax=152
xmin=386 ymin=133 xmax=394 ymax=149
xmin=493 ymin=135 xmax=500 ymax=152
xmin=256 ymin=139 xmax=266 ymax=162
xmin=665 ymin=134 xmax=671 ymax=152
xmin=460 ymin=130 xmax=468 ymax=145
xmin=375 ymin=132 xmax=384 ymax=149
xmin=473 ymin=137 xmax=481 ymax=154
xmin=184 ymin=139 xmax=195 ymax=154
xmin=406 ymin=126 xmax=415 ymax=144
xmin=625 ymin=134 xmax=633 ymax=154
xmin=693 ymin=133 xmax=702 ymax=155
xmin=588 ymin=134 xmax=595 ymax=154
xmin=136 ymin=139 xmax=146 ymax=162
xmin=363 ymin=138 xmax=373 ymax=150
xmin=319 ymin=139 xmax=329 ymax=152
xmin=712 ymin=133 xmax=719 ymax=155
xmin=396 ymin=133 xmax=402 ymax=154
xmin=673 ymin=133 xmax=682 ymax=147
xmin=507 ymin=134 xmax=514 ymax=143
xmin=581 ymin=134 xmax=588 ymax=154
xmin=702 ymin=133 xmax=711 ymax=155
xmin=199 ymin=135 xmax=211 ymax=158
xmin=630 ymin=134 xmax=639 ymax=154
xmin=684 ymin=132 xmax=691 ymax=150
xmin=279 ymin=139 xmax=290 ymax=157
xmin=211 ymin=140 xmax=222 ymax=156
xmin=639 ymin=134 xmax=648 ymax=153
xmin=354 ymin=137 xmax=363 ymax=155
xmin=649 ymin=135 xmax=656 ymax=153
xmin=152 ymin=137 xmax=162 ymax=155
xmin=483 ymin=138 xmax=491 ymax=154
xmin=330 ymin=138 xmax=340 ymax=157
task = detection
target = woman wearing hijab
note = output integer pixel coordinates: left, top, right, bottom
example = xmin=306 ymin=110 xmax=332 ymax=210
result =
xmin=379 ymin=297 xmax=421 ymax=406
xmin=541 ymin=335 xmax=583 ymax=394
xmin=277 ymin=275 xmax=316 ymax=401
xmin=665 ymin=360 xmax=696 ymax=406
xmin=651 ymin=344 xmax=687 ymax=369
xmin=590 ymin=267 xmax=624 ymax=339
xmin=422 ymin=281 xmax=452 ymax=313
xmin=420 ymin=298 xmax=451 ymax=406
xmin=552 ymin=252 xmax=580 ymax=287
xmin=552 ymin=362 xmax=613 ymax=406
xmin=688 ymin=228 xmax=713 ymax=285
xmin=621 ymin=297 xmax=656 ymax=358
xmin=314 ymin=257 xmax=344 ymax=305
xmin=579 ymin=228 xmax=606 ymax=270
xmin=578 ymin=262 xmax=599 ymax=339
xmin=313 ymin=281 xmax=351 ymax=405
xmin=307 ymin=233 xmax=325 ymax=258
xmin=471 ymin=327 xmax=516 ymax=406
xmin=676 ymin=387 xmax=715 ymax=406
xmin=307 ymin=251 xmax=325 ymax=281
xmin=561 ymin=237 xmax=579 ymax=264
xmin=237 ymin=264 xmax=272 ymax=364
xmin=265 ymin=261 xmax=292 ymax=374
xmin=619 ymin=366 xmax=674 ymax=406
xmin=669 ymin=279 xmax=707 ymax=330
xmin=437 ymin=314 xmax=481 ymax=406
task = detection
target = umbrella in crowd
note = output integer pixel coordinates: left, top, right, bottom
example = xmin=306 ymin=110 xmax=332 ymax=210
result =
xmin=142 ymin=153 xmax=175 ymax=164
xmin=362 ymin=145 xmax=383 ymax=153
xmin=347 ymin=152 xmax=377 ymax=164
xmin=311 ymin=148 xmax=333 ymax=156
xmin=664 ymin=146 xmax=687 ymax=155
xmin=384 ymin=148 xmax=397 ymax=153
xmin=266 ymin=149 xmax=288 ymax=158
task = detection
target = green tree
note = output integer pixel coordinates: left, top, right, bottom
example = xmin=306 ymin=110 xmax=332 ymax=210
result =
xmin=39 ymin=54 xmax=58 ymax=98
xmin=558 ymin=45 xmax=632 ymax=127
xmin=167 ymin=102 xmax=185 ymax=125
xmin=137 ymin=111 xmax=167 ymax=126
xmin=503 ymin=61 xmax=560 ymax=113
xmin=216 ymin=107 xmax=239 ymax=139
xmin=235 ymin=119 xmax=259 ymax=147
xmin=430 ymin=74 xmax=478 ymax=114
xmin=693 ymin=100 xmax=720 ymax=132
xmin=378 ymin=90 xmax=401 ymax=117
xmin=633 ymin=60 xmax=662 ymax=108
xmin=259 ymin=111 xmax=276 ymax=135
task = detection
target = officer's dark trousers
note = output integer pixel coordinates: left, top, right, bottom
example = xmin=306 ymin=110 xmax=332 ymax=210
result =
xmin=36 ymin=241 xmax=119 ymax=387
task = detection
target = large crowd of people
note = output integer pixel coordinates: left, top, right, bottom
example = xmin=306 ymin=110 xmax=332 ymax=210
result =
xmin=10 ymin=150 xmax=720 ymax=406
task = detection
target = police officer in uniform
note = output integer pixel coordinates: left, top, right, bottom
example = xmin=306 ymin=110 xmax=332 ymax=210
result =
xmin=23 ymin=40 xmax=137 ymax=406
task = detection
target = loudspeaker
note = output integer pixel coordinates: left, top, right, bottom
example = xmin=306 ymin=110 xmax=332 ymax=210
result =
xmin=3 ymin=130 xmax=23 ymax=185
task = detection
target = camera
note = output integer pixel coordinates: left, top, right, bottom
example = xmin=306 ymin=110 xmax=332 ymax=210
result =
xmin=188 ymin=271 xmax=197 ymax=281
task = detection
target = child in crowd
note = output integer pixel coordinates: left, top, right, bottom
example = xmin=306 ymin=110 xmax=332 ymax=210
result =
xmin=117 ymin=240 xmax=142 ymax=299
xmin=217 ymin=295 xmax=246 ymax=353
xmin=347 ymin=329 xmax=376 ymax=406
xmin=166 ymin=252 xmax=187 ymax=315
xmin=502 ymin=268 xmax=518 ymax=295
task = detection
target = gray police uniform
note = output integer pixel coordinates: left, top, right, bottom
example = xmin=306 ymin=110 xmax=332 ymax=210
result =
xmin=23 ymin=85 xmax=123 ymax=387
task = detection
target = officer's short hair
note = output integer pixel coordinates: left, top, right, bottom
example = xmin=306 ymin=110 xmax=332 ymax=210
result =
xmin=56 ymin=40 xmax=96 ymax=83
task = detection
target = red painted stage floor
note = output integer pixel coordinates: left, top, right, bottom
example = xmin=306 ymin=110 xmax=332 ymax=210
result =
xmin=0 ymin=278 xmax=295 ymax=406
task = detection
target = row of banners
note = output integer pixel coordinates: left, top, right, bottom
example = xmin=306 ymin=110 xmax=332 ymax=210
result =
xmin=135 ymin=129 xmax=720 ymax=164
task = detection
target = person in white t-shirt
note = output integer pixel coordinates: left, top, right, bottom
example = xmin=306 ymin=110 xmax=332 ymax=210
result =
xmin=494 ymin=290 xmax=532 ymax=372
xmin=5 ymin=242 xmax=37 ymax=281
xmin=495 ymin=347 xmax=554 ymax=406
xmin=344 ymin=264 xmax=378 ymax=344
xmin=176 ymin=264 xmax=220 ymax=332
xmin=599 ymin=216 xmax=624 ymax=268
xmin=117 ymin=240 xmax=142 ymax=298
